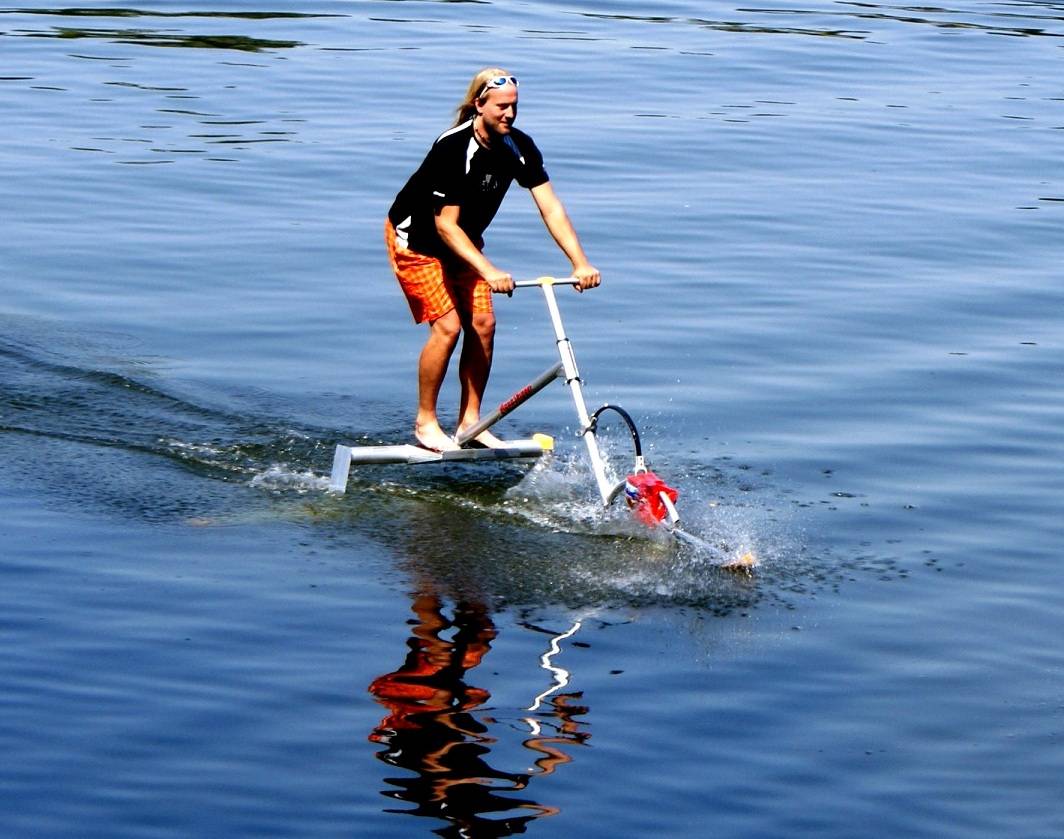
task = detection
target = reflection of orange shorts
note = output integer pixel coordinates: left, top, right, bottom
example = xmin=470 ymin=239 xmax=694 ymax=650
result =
xmin=384 ymin=219 xmax=493 ymax=324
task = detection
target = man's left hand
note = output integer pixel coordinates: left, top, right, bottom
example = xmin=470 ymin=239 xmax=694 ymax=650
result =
xmin=573 ymin=264 xmax=601 ymax=293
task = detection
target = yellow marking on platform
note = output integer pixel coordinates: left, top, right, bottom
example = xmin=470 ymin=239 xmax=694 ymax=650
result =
xmin=532 ymin=432 xmax=554 ymax=451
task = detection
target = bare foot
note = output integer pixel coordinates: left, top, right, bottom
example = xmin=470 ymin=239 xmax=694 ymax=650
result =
xmin=456 ymin=427 xmax=510 ymax=449
xmin=415 ymin=423 xmax=461 ymax=452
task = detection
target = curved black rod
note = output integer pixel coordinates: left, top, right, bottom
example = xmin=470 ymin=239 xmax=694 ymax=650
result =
xmin=588 ymin=404 xmax=642 ymax=459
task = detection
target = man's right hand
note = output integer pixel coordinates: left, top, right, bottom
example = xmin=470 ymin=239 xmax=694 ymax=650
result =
xmin=484 ymin=270 xmax=515 ymax=295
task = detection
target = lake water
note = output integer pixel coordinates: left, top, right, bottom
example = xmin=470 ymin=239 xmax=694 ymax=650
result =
xmin=3 ymin=1 xmax=1064 ymax=836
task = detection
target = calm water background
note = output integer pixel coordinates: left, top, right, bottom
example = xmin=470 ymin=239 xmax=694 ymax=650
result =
xmin=3 ymin=1 xmax=1064 ymax=836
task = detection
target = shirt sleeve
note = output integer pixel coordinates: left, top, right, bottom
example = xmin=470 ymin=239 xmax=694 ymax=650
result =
xmin=425 ymin=139 xmax=467 ymax=210
xmin=515 ymin=135 xmax=549 ymax=189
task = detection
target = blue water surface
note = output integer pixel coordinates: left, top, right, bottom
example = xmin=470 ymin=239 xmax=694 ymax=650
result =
xmin=3 ymin=1 xmax=1064 ymax=836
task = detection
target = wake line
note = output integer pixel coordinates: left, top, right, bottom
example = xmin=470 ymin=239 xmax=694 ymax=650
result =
xmin=0 ymin=333 xmax=336 ymax=486
xmin=0 ymin=338 xmax=233 ymax=421
xmin=0 ymin=328 xmax=766 ymax=572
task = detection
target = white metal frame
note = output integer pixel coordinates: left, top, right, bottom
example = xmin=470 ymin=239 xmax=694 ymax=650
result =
xmin=513 ymin=277 xmax=623 ymax=505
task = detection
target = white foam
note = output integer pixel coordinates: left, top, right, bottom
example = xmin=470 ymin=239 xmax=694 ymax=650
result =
xmin=248 ymin=464 xmax=331 ymax=493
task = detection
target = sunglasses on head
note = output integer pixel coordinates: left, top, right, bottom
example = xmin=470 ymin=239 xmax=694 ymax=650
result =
xmin=478 ymin=76 xmax=519 ymax=97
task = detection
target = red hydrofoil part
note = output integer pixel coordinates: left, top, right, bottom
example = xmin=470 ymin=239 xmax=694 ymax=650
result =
xmin=624 ymin=471 xmax=678 ymax=526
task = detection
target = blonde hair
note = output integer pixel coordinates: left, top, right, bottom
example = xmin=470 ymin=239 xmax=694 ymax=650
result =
xmin=453 ymin=66 xmax=514 ymax=127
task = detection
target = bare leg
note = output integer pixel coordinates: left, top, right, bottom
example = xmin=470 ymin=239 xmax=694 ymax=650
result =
xmin=456 ymin=310 xmax=507 ymax=447
xmin=415 ymin=310 xmax=462 ymax=451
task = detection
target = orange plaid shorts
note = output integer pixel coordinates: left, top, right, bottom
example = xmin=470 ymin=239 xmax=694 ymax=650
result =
xmin=384 ymin=219 xmax=493 ymax=324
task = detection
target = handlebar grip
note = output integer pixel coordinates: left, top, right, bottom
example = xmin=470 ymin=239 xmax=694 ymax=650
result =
xmin=512 ymin=277 xmax=580 ymax=289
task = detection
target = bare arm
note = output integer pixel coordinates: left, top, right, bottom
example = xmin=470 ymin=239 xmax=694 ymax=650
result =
xmin=531 ymin=181 xmax=601 ymax=291
xmin=434 ymin=205 xmax=514 ymax=293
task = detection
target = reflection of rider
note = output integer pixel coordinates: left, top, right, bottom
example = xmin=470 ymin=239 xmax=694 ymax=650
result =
xmin=369 ymin=594 xmax=495 ymax=744
xmin=368 ymin=592 xmax=585 ymax=836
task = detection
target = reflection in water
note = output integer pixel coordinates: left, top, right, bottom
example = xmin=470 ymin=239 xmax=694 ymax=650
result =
xmin=24 ymin=27 xmax=301 ymax=52
xmin=525 ymin=618 xmax=582 ymax=712
xmin=580 ymin=10 xmax=868 ymax=40
xmin=0 ymin=7 xmax=329 ymax=52
xmin=0 ymin=8 xmax=313 ymax=163
xmin=578 ymin=2 xmax=1064 ymax=40
xmin=5 ymin=9 xmax=331 ymax=20
xmin=369 ymin=593 xmax=588 ymax=836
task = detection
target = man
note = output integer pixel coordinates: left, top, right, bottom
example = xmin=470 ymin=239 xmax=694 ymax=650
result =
xmin=385 ymin=67 xmax=600 ymax=452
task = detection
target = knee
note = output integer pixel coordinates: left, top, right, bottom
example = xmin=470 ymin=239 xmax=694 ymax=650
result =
xmin=430 ymin=311 xmax=462 ymax=345
xmin=471 ymin=312 xmax=496 ymax=338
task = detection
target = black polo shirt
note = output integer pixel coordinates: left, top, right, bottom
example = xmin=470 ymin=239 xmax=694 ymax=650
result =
xmin=388 ymin=119 xmax=549 ymax=259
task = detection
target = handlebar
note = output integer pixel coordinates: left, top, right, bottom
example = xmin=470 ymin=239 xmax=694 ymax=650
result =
xmin=512 ymin=277 xmax=580 ymax=289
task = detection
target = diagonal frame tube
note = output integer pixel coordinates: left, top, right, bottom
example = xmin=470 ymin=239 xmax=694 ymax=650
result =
xmin=454 ymin=361 xmax=563 ymax=446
